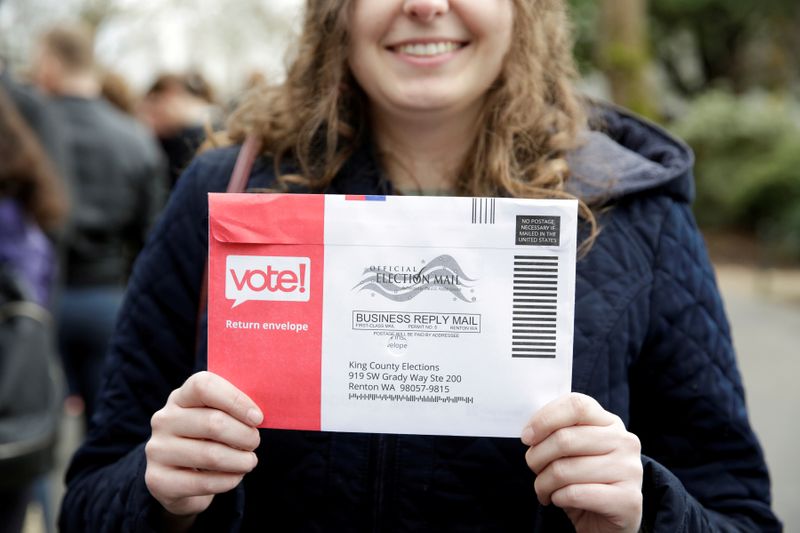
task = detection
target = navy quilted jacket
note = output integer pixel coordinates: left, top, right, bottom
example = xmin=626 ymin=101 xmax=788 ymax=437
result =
xmin=59 ymin=107 xmax=781 ymax=532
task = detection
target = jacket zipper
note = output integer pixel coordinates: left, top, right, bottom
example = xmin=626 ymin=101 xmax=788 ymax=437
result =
xmin=372 ymin=434 xmax=389 ymax=532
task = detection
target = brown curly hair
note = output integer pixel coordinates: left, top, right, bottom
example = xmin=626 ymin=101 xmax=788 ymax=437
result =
xmin=0 ymin=86 xmax=68 ymax=231
xmin=228 ymin=0 xmax=596 ymax=246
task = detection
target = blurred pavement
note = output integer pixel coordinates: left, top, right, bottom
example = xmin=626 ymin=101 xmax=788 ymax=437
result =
xmin=714 ymin=264 xmax=800 ymax=531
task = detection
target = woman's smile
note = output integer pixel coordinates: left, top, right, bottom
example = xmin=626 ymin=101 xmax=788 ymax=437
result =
xmin=348 ymin=0 xmax=512 ymax=116
xmin=389 ymin=38 xmax=467 ymax=56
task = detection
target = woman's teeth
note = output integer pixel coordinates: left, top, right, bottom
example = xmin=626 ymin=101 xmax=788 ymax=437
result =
xmin=396 ymin=42 xmax=461 ymax=57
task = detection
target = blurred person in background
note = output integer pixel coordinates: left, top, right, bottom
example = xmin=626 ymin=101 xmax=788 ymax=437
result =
xmin=31 ymin=23 xmax=167 ymax=423
xmin=0 ymin=85 xmax=68 ymax=533
xmin=2 ymin=51 xmax=72 ymax=533
xmin=1 ymin=57 xmax=71 ymax=190
xmin=100 ymin=70 xmax=138 ymax=116
xmin=139 ymin=71 xmax=221 ymax=189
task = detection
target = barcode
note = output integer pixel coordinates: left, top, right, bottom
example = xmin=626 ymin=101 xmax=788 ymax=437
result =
xmin=512 ymin=255 xmax=558 ymax=358
xmin=471 ymin=198 xmax=496 ymax=224
xmin=348 ymin=393 xmax=475 ymax=404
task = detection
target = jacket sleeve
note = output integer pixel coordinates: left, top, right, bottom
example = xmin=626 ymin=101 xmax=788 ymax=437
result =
xmin=630 ymin=200 xmax=781 ymax=532
xmin=58 ymin=155 xmax=244 ymax=532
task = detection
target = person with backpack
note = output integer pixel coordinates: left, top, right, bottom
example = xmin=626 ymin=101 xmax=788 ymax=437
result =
xmin=0 ymin=86 xmax=68 ymax=533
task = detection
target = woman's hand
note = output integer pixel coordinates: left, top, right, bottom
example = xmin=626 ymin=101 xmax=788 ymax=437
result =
xmin=145 ymin=371 xmax=263 ymax=525
xmin=521 ymin=393 xmax=643 ymax=533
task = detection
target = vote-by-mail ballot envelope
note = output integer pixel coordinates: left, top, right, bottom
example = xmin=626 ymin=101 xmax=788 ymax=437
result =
xmin=208 ymin=193 xmax=577 ymax=438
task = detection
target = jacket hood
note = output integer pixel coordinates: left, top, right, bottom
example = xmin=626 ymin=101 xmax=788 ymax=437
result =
xmin=566 ymin=104 xmax=695 ymax=205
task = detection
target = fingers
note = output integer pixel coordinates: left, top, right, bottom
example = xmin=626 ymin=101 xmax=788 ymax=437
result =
xmin=554 ymin=484 xmax=643 ymax=531
xmin=145 ymin=465 xmax=246 ymax=515
xmin=522 ymin=393 xmax=619 ymax=447
xmin=146 ymin=435 xmax=258 ymax=474
xmin=172 ymin=371 xmax=263 ymax=427
xmin=519 ymin=392 xmax=643 ymax=531
xmin=524 ymin=424 xmax=619 ymax=474
xmin=151 ymin=406 xmax=261 ymax=451
xmin=145 ymin=371 xmax=264 ymax=517
xmin=533 ymin=449 xmax=643 ymax=506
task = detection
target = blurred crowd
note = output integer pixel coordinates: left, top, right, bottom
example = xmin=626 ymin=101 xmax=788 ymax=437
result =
xmin=0 ymin=22 xmax=253 ymax=533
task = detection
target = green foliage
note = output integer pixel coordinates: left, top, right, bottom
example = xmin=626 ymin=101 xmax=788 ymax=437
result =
xmin=651 ymin=0 xmax=758 ymax=93
xmin=737 ymin=138 xmax=800 ymax=259
xmin=600 ymin=44 xmax=649 ymax=73
xmin=671 ymin=91 xmax=800 ymax=259
xmin=652 ymin=0 xmax=790 ymax=20
xmin=566 ymin=0 xmax=599 ymax=72
xmin=568 ymin=0 xmax=799 ymax=95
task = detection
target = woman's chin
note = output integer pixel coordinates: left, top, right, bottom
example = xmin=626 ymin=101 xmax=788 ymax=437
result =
xmin=383 ymin=93 xmax=475 ymax=118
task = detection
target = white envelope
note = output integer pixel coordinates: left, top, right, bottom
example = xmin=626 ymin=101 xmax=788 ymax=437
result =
xmin=208 ymin=193 xmax=577 ymax=438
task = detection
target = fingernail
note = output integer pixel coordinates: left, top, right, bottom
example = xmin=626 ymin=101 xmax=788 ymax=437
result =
xmin=538 ymin=496 xmax=549 ymax=507
xmin=247 ymin=408 xmax=263 ymax=425
xmin=521 ymin=426 xmax=535 ymax=445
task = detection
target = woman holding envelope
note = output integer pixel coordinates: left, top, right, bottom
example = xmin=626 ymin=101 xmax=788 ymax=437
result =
xmin=59 ymin=1 xmax=780 ymax=531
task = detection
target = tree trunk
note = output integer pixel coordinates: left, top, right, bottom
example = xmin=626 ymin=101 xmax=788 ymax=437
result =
xmin=598 ymin=0 xmax=658 ymax=118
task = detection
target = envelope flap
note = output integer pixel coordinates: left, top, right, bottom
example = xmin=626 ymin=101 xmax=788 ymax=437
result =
xmin=209 ymin=193 xmax=325 ymax=245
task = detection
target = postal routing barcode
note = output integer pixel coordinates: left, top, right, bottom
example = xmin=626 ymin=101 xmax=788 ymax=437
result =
xmin=512 ymin=255 xmax=558 ymax=358
xmin=471 ymin=198 xmax=496 ymax=224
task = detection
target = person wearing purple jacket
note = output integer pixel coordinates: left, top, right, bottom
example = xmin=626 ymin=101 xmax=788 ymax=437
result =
xmin=0 ymin=86 xmax=67 ymax=533
xmin=0 ymin=85 xmax=66 ymax=304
